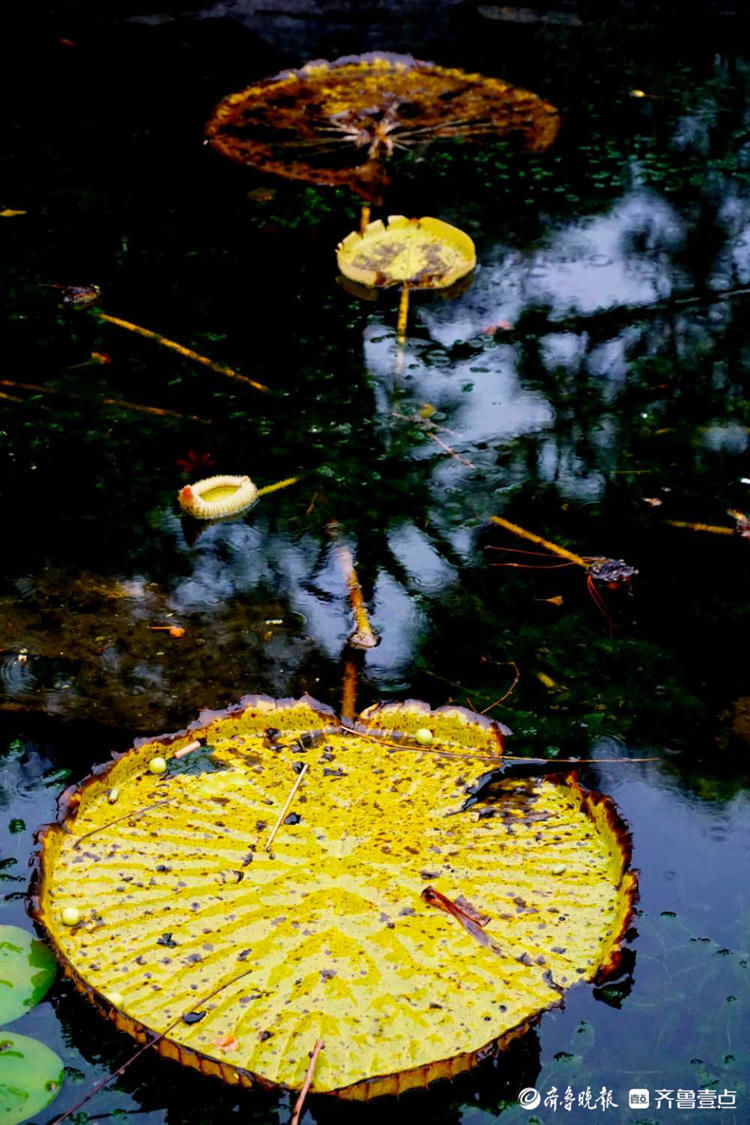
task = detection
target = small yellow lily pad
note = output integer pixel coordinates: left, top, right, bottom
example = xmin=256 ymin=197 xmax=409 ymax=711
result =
xmin=337 ymin=215 xmax=476 ymax=289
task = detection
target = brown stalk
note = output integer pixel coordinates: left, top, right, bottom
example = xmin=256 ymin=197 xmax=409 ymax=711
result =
xmin=328 ymin=524 xmax=378 ymax=650
xmin=0 ymin=378 xmax=59 ymax=395
xmin=481 ymin=661 xmax=520 ymax=713
xmin=426 ymin=430 xmax=476 ymax=468
xmin=340 ymin=724 xmax=657 ymax=766
xmin=339 ymin=724 xmax=503 ymax=763
xmin=101 ymin=397 xmax=211 ymax=423
xmin=396 ymin=285 xmax=410 ymax=344
xmin=341 ymin=657 xmax=358 ymax=723
xmin=290 ymin=1038 xmax=325 ymax=1125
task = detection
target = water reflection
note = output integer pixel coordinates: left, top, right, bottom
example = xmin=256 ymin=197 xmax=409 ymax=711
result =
xmin=2 ymin=24 xmax=750 ymax=1122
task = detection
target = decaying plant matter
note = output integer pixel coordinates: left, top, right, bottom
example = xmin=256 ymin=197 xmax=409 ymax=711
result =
xmin=206 ymin=53 xmax=560 ymax=203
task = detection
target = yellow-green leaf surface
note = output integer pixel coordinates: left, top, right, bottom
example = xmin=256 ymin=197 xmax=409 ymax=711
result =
xmin=34 ymin=698 xmax=635 ymax=1100
xmin=337 ymin=216 xmax=476 ymax=290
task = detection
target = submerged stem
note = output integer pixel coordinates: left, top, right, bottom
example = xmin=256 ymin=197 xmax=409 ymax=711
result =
xmin=490 ymin=515 xmax=588 ymax=568
xmin=92 ymin=311 xmax=270 ymax=393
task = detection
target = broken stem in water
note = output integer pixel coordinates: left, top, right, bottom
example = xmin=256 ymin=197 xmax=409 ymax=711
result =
xmin=481 ymin=661 xmax=520 ymax=713
xmin=290 ymin=1038 xmax=325 ymax=1125
xmin=490 ymin=515 xmax=587 ymax=568
xmin=328 ymin=523 xmax=379 ymax=649
xmin=427 ymin=430 xmax=476 ymax=468
xmin=92 ymin=311 xmax=270 ymax=393
xmin=668 ymin=519 xmax=734 ymax=536
xmin=341 ymin=657 xmax=359 ymax=724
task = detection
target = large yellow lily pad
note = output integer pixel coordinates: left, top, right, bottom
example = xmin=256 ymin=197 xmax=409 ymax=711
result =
xmin=205 ymin=53 xmax=560 ymax=202
xmin=337 ymin=215 xmax=476 ymax=289
xmin=32 ymin=697 xmax=635 ymax=1100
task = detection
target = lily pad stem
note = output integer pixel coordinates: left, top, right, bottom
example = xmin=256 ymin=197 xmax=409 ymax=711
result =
xmin=397 ymin=284 xmax=410 ymax=344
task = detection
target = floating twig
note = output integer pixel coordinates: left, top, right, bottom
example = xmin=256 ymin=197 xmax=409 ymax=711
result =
xmin=49 ymin=966 xmax=256 ymax=1125
xmin=341 ymin=723 xmax=656 ymax=768
xmin=266 ymin=763 xmax=308 ymax=852
xmin=101 ymin=397 xmax=212 ymax=423
xmin=0 ymin=378 xmax=58 ymax=396
xmin=481 ymin=661 xmax=520 ymax=713
xmin=490 ymin=515 xmax=587 ymax=568
xmin=340 ymin=723 xmax=504 ymax=763
xmin=290 ymin=1038 xmax=325 ymax=1125
xmin=92 ymin=311 xmax=270 ymax=393
xmin=668 ymin=519 xmax=734 ymax=536
xmin=72 ymin=800 xmax=173 ymax=850
xmin=426 ymin=430 xmax=476 ymax=468
xmin=489 ymin=516 xmax=637 ymax=633
xmin=173 ymin=739 xmax=203 ymax=760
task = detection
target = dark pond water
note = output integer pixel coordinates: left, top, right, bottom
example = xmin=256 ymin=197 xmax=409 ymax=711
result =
xmin=2 ymin=3 xmax=750 ymax=1123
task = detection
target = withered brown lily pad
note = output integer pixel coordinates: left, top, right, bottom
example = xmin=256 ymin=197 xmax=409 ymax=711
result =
xmin=32 ymin=697 xmax=635 ymax=1100
xmin=205 ymin=53 xmax=561 ymax=202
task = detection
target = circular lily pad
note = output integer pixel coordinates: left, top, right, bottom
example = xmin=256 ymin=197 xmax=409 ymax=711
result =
xmin=32 ymin=697 xmax=635 ymax=1100
xmin=0 ymin=926 xmax=57 ymax=1026
xmin=205 ymin=54 xmax=560 ymax=202
xmin=337 ymin=216 xmax=476 ymax=290
xmin=0 ymin=1032 xmax=63 ymax=1125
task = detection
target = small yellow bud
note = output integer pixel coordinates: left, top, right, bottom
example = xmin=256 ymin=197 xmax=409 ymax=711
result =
xmin=148 ymin=757 xmax=168 ymax=775
xmin=62 ymin=907 xmax=80 ymax=926
xmin=415 ymin=728 xmax=434 ymax=746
